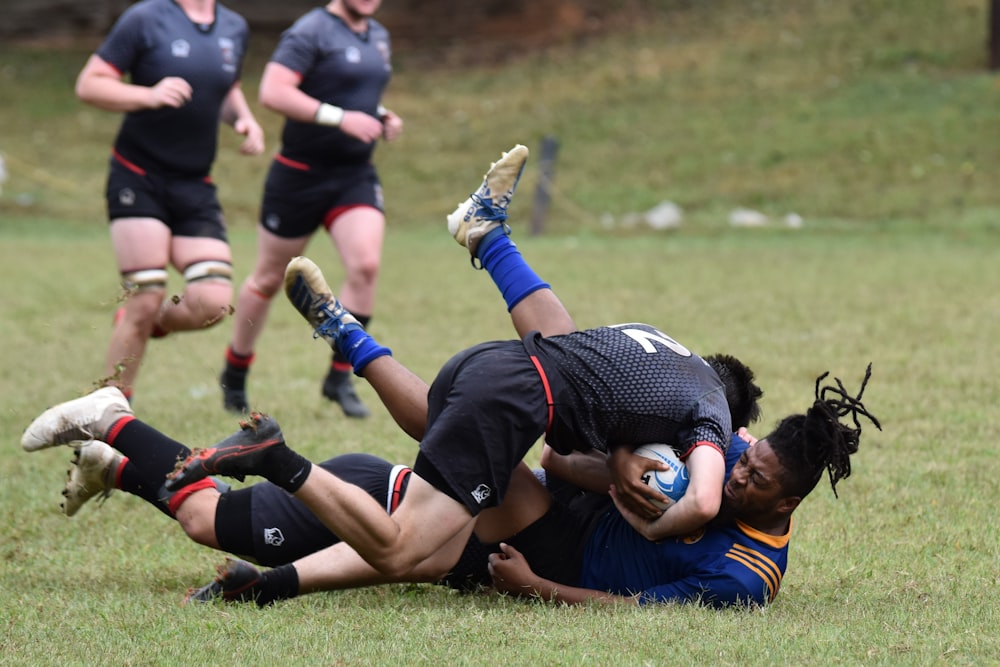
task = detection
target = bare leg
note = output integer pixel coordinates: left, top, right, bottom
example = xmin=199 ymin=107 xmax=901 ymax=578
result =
xmin=327 ymin=206 xmax=385 ymax=316
xmin=160 ymin=236 xmax=233 ymax=332
xmin=508 ymin=288 xmax=576 ymax=339
xmin=291 ymin=467 xmax=476 ymax=577
xmin=230 ymin=228 xmax=311 ymax=356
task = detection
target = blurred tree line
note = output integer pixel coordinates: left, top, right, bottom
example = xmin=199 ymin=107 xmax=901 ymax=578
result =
xmin=1 ymin=0 xmax=625 ymax=45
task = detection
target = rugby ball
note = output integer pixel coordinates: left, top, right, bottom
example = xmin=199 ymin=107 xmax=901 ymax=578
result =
xmin=634 ymin=443 xmax=690 ymax=510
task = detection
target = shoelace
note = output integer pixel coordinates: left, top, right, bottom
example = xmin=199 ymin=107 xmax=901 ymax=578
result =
xmin=312 ymin=302 xmax=349 ymax=340
xmin=469 ymin=192 xmax=509 ymax=222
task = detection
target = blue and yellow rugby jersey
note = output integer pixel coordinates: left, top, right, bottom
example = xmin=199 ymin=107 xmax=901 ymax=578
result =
xmin=579 ymin=436 xmax=789 ymax=608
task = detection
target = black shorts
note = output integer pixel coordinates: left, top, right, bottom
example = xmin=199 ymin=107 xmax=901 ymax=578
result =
xmin=438 ymin=486 xmax=606 ymax=592
xmin=417 ymin=340 xmax=550 ymax=516
xmin=105 ymin=153 xmax=227 ymax=241
xmin=259 ymin=158 xmax=383 ymax=239
xmin=216 ymin=453 xmax=410 ymax=567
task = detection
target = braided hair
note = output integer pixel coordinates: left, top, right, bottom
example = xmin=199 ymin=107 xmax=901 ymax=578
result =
xmin=767 ymin=363 xmax=881 ymax=499
xmin=706 ymin=354 xmax=764 ymax=430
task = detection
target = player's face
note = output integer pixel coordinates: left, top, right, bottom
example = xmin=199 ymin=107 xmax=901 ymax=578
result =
xmin=342 ymin=0 xmax=382 ymax=18
xmin=723 ymin=440 xmax=788 ymax=518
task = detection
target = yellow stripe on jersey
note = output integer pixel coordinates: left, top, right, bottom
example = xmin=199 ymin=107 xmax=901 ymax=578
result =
xmin=725 ymin=545 xmax=784 ymax=602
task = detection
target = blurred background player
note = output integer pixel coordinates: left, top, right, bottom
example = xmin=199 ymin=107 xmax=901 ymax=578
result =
xmin=75 ymin=0 xmax=264 ymax=400
xmin=219 ymin=0 xmax=402 ymax=418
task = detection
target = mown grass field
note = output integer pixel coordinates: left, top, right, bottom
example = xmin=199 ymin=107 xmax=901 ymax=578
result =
xmin=1 ymin=1 xmax=998 ymax=664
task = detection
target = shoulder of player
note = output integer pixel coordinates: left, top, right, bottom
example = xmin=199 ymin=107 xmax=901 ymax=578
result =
xmin=215 ymin=3 xmax=250 ymax=30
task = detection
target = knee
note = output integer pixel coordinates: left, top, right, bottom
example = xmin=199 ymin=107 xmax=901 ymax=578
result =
xmin=245 ymin=269 xmax=284 ymax=298
xmin=174 ymin=492 xmax=219 ymax=547
xmin=368 ymin=550 xmax=422 ymax=580
xmin=345 ymin=255 xmax=380 ymax=287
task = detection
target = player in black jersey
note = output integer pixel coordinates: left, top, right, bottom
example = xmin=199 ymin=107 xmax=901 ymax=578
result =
xmin=219 ymin=0 xmax=403 ymax=419
xmin=166 ymin=145 xmax=763 ymax=585
xmin=74 ymin=0 xmax=264 ymax=402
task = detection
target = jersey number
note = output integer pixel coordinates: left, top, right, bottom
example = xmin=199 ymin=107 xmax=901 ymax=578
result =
xmin=618 ymin=327 xmax=692 ymax=357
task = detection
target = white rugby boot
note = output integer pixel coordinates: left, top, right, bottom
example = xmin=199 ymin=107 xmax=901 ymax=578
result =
xmin=62 ymin=440 xmax=122 ymax=517
xmin=446 ymin=144 xmax=529 ymax=258
xmin=22 ymin=386 xmax=132 ymax=452
xmin=283 ymin=256 xmax=364 ymax=354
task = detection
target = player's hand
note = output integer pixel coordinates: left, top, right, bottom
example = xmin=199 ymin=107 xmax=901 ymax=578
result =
xmin=488 ymin=543 xmax=539 ymax=595
xmin=609 ymin=484 xmax=660 ymax=541
xmin=149 ymin=77 xmax=192 ymax=109
xmin=380 ymin=109 xmax=403 ymax=141
xmin=339 ymin=110 xmax=386 ymax=144
xmin=737 ymin=427 xmax=758 ymax=445
xmin=607 ymin=447 xmax=668 ymax=518
xmin=234 ymin=116 xmax=265 ymax=155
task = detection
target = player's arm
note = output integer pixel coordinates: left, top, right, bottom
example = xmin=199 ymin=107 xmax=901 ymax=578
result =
xmin=639 ymin=568 xmax=775 ymax=609
xmin=611 ymin=444 xmax=724 ymax=541
xmin=75 ymin=54 xmax=192 ymax=113
xmin=258 ymin=61 xmax=384 ymax=144
xmin=220 ymin=81 xmax=265 ymax=155
xmin=488 ymin=543 xmax=639 ymax=606
xmin=539 ymin=444 xmax=612 ymax=494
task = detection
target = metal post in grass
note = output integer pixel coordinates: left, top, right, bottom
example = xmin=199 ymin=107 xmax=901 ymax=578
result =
xmin=531 ymin=135 xmax=559 ymax=236
xmin=992 ymin=0 xmax=1000 ymax=69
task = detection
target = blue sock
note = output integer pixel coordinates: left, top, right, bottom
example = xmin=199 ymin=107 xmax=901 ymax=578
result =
xmin=477 ymin=228 xmax=550 ymax=311
xmin=339 ymin=328 xmax=392 ymax=376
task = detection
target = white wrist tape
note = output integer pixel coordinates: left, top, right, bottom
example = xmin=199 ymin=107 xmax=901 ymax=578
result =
xmin=315 ymin=103 xmax=345 ymax=127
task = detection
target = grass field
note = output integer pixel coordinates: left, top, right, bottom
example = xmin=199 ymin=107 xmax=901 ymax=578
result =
xmin=1 ymin=1 xmax=998 ymax=665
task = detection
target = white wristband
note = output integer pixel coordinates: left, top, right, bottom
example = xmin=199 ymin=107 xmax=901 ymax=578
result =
xmin=315 ymin=103 xmax=345 ymax=127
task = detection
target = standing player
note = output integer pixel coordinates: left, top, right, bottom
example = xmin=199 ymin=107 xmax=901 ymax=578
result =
xmin=219 ymin=0 xmax=402 ymax=418
xmin=75 ymin=0 xmax=264 ymax=400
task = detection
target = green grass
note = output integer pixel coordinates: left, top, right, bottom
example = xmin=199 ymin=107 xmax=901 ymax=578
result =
xmin=1 ymin=0 xmax=999 ymax=664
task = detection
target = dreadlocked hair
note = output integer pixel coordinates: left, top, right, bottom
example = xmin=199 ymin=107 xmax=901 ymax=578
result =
xmin=705 ymin=354 xmax=763 ymax=429
xmin=767 ymin=363 xmax=881 ymax=499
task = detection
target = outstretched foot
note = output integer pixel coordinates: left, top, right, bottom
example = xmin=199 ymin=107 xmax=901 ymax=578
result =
xmin=184 ymin=557 xmax=264 ymax=605
xmin=21 ymin=386 xmax=132 ymax=452
xmin=62 ymin=440 xmax=122 ymax=517
xmin=165 ymin=412 xmax=284 ymax=492
xmin=283 ymin=256 xmax=364 ymax=354
xmin=447 ymin=144 xmax=529 ymax=258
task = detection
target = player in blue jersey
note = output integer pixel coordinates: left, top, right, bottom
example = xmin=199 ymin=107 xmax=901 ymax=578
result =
xmin=74 ymin=0 xmax=265 ymax=401
xmin=219 ymin=0 xmax=403 ymax=418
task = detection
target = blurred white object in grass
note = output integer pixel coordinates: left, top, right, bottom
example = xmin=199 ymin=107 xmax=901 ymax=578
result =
xmin=784 ymin=212 xmax=804 ymax=228
xmin=644 ymin=201 xmax=683 ymax=230
xmin=728 ymin=208 xmax=769 ymax=227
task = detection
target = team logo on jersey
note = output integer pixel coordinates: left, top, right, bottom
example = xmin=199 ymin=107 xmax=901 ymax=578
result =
xmin=470 ymin=484 xmax=492 ymax=505
xmin=345 ymin=46 xmax=362 ymax=64
xmin=376 ymin=40 xmax=391 ymax=68
xmin=171 ymin=39 xmax=191 ymax=58
xmin=264 ymin=527 xmax=285 ymax=547
xmin=218 ymin=37 xmax=237 ymax=72
xmin=118 ymin=188 xmax=135 ymax=206
xmin=681 ymin=527 xmax=706 ymax=544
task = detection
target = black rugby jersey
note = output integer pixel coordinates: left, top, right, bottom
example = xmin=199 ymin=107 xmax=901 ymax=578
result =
xmin=96 ymin=0 xmax=249 ymax=176
xmin=522 ymin=323 xmax=732 ymax=458
xmin=270 ymin=8 xmax=393 ymax=167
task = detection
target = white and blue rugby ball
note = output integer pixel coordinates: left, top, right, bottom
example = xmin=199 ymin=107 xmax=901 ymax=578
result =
xmin=634 ymin=443 xmax=690 ymax=510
